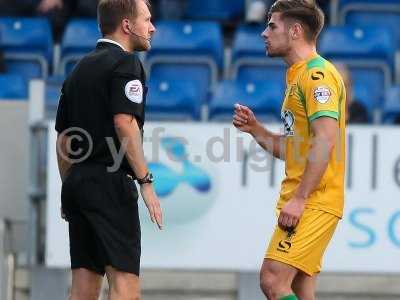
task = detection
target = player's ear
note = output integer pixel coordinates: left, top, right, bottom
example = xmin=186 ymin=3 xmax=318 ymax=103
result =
xmin=290 ymin=23 xmax=302 ymax=40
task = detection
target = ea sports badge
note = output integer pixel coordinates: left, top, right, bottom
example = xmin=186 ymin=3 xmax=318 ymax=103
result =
xmin=313 ymin=86 xmax=331 ymax=104
xmin=125 ymin=79 xmax=143 ymax=104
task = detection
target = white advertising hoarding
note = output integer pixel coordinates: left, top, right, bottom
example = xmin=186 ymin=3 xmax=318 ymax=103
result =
xmin=46 ymin=122 xmax=400 ymax=272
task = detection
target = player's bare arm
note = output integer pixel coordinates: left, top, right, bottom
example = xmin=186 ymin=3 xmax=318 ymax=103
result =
xmin=233 ymin=104 xmax=286 ymax=160
xmin=114 ymin=113 xmax=163 ymax=230
xmin=278 ymin=117 xmax=338 ymax=229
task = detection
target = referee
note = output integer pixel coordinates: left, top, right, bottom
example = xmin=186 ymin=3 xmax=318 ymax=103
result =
xmin=55 ymin=0 xmax=162 ymax=299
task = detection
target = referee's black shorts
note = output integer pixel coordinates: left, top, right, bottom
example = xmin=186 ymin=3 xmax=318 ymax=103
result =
xmin=61 ymin=163 xmax=140 ymax=276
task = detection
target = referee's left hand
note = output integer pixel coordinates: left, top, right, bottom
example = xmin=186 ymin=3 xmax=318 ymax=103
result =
xmin=140 ymin=184 xmax=163 ymax=230
xmin=278 ymin=196 xmax=305 ymax=231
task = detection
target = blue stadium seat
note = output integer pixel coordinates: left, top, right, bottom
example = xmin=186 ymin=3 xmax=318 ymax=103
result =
xmin=319 ymin=26 xmax=394 ymax=66
xmin=0 ymin=74 xmax=28 ymax=99
xmin=339 ymin=0 xmax=400 ymax=8
xmin=320 ymin=25 xmax=395 ymax=114
xmin=0 ymin=17 xmax=52 ymax=79
xmin=232 ymin=24 xmax=265 ymax=62
xmin=338 ymin=0 xmax=400 ymax=46
xmin=235 ymin=64 xmax=286 ymax=83
xmin=146 ymin=21 xmax=223 ymax=95
xmin=383 ymin=86 xmax=400 ymax=124
xmin=231 ymin=24 xmax=286 ymax=82
xmin=351 ymin=79 xmax=380 ymax=122
xmin=59 ymin=18 xmax=101 ymax=75
xmin=148 ymin=21 xmax=223 ymax=68
xmin=344 ymin=11 xmax=400 ymax=47
xmin=209 ymin=80 xmax=284 ymax=121
xmin=146 ymin=79 xmax=206 ymax=121
xmin=186 ymin=0 xmax=245 ymax=21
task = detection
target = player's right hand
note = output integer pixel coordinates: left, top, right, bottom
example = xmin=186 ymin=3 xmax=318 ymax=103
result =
xmin=140 ymin=184 xmax=163 ymax=230
xmin=232 ymin=103 xmax=258 ymax=134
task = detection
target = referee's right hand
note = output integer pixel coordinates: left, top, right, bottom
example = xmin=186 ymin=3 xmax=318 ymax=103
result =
xmin=140 ymin=184 xmax=163 ymax=230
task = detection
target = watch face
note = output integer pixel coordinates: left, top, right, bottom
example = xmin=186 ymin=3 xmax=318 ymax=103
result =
xmin=149 ymin=173 xmax=154 ymax=182
xmin=140 ymin=172 xmax=154 ymax=184
xmin=145 ymin=173 xmax=153 ymax=183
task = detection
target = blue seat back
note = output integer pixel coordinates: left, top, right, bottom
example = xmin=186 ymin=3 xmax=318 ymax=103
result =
xmin=339 ymin=0 xmax=400 ymax=7
xmin=350 ymin=67 xmax=384 ymax=110
xmin=0 ymin=74 xmax=27 ymax=99
xmin=61 ymin=18 xmax=101 ymax=74
xmin=147 ymin=78 xmax=205 ymax=120
xmin=319 ymin=26 xmax=395 ymax=66
xmin=232 ymin=24 xmax=286 ymax=83
xmin=232 ymin=24 xmax=265 ymax=62
xmin=383 ymin=86 xmax=400 ymax=123
xmin=150 ymin=63 xmax=211 ymax=99
xmin=5 ymin=60 xmax=42 ymax=79
xmin=0 ymin=17 xmax=52 ymax=78
xmin=186 ymin=0 xmax=245 ymax=21
xmin=345 ymin=11 xmax=400 ymax=48
xmin=148 ymin=21 xmax=224 ymax=69
xmin=351 ymin=80 xmax=380 ymax=122
xmin=235 ymin=65 xmax=286 ymax=83
xmin=209 ymin=80 xmax=284 ymax=121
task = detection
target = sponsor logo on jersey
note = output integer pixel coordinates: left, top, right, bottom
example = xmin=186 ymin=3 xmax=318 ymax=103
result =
xmin=125 ymin=79 xmax=143 ymax=103
xmin=281 ymin=110 xmax=295 ymax=136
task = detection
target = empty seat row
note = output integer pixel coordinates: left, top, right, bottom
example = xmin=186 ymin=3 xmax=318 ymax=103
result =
xmin=338 ymin=0 xmax=400 ymax=56
xmin=1 ymin=73 xmax=399 ymax=124
xmin=1 ymin=18 xmax=397 ymax=76
xmin=338 ymin=0 xmax=400 ymax=93
xmin=1 ymin=17 xmax=398 ymax=122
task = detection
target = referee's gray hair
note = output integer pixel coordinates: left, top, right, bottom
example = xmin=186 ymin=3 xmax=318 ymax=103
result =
xmin=97 ymin=0 xmax=151 ymax=36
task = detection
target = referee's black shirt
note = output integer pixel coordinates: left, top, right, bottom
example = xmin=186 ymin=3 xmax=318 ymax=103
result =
xmin=55 ymin=40 xmax=147 ymax=177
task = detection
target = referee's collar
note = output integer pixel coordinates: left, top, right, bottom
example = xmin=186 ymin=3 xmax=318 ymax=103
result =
xmin=97 ymin=38 xmax=126 ymax=52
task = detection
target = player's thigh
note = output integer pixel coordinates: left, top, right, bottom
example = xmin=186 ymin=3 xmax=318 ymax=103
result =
xmin=260 ymin=258 xmax=298 ymax=287
xmin=105 ymin=266 xmax=140 ymax=299
xmin=70 ymin=268 xmax=103 ymax=300
xmin=292 ymin=272 xmax=317 ymax=300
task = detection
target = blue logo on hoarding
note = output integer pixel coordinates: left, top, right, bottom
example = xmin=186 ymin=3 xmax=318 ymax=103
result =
xmin=149 ymin=137 xmax=211 ymax=197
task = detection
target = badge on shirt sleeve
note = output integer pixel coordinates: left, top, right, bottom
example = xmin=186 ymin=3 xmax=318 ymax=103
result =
xmin=124 ymin=80 xmax=143 ymax=104
xmin=313 ymin=86 xmax=331 ymax=104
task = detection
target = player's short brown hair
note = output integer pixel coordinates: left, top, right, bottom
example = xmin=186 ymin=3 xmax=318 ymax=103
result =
xmin=97 ymin=0 xmax=150 ymax=36
xmin=269 ymin=0 xmax=325 ymax=42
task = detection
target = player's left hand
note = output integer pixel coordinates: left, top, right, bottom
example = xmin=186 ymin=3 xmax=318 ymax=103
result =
xmin=278 ymin=197 xmax=305 ymax=231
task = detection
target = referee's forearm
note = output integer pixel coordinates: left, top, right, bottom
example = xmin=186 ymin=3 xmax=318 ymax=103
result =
xmin=56 ymin=135 xmax=72 ymax=182
xmin=251 ymin=123 xmax=286 ymax=160
xmin=114 ymin=115 xmax=148 ymax=179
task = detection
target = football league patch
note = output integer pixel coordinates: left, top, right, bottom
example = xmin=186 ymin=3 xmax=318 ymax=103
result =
xmin=313 ymin=86 xmax=331 ymax=104
xmin=125 ymin=80 xmax=143 ymax=104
